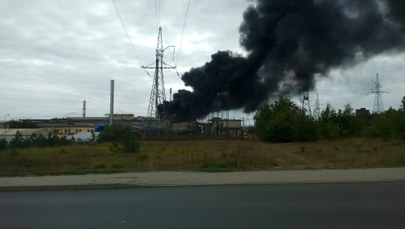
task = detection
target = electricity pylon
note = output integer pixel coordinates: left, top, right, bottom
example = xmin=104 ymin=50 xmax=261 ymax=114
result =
xmin=370 ymin=73 xmax=387 ymax=114
xmin=302 ymin=89 xmax=312 ymax=117
xmin=142 ymin=27 xmax=176 ymax=119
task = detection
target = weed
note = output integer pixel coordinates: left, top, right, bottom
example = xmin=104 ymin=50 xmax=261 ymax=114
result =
xmin=9 ymin=148 xmax=19 ymax=155
xmin=137 ymin=154 xmax=148 ymax=161
xmin=94 ymin=164 xmax=106 ymax=169
xmin=198 ymin=151 xmax=214 ymax=168
xmin=111 ymin=164 xmax=124 ymax=169
xmin=9 ymin=156 xmax=34 ymax=167
xmin=0 ymin=139 xmax=404 ymax=176
xmin=202 ymin=162 xmax=239 ymax=172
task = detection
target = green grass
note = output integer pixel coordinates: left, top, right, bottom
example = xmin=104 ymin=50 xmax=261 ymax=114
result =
xmin=0 ymin=138 xmax=404 ymax=176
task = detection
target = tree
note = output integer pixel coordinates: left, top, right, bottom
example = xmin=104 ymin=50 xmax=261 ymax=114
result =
xmin=9 ymin=131 xmax=31 ymax=148
xmin=368 ymin=108 xmax=405 ymax=140
xmin=401 ymin=96 xmax=405 ymax=111
xmin=256 ymin=96 xmax=317 ymax=142
xmin=338 ymin=104 xmax=362 ymax=137
xmin=320 ymin=103 xmax=337 ymax=122
xmin=98 ymin=124 xmax=140 ymax=153
xmin=318 ymin=103 xmax=362 ymax=139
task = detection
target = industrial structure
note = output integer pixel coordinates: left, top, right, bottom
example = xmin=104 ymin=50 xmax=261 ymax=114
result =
xmin=356 ymin=108 xmax=371 ymax=118
xmin=0 ymin=116 xmax=244 ymax=141
xmin=82 ymin=100 xmax=86 ymax=118
xmin=142 ymin=27 xmax=176 ymax=120
xmin=2 ymin=0 xmax=249 ymax=141
xmin=370 ymin=73 xmax=387 ymax=114
xmin=302 ymin=85 xmax=312 ymax=117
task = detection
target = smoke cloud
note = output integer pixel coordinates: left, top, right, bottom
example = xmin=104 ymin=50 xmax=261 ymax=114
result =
xmin=162 ymin=0 xmax=405 ymax=122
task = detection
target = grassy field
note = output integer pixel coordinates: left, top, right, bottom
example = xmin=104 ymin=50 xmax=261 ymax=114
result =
xmin=0 ymin=138 xmax=404 ymax=176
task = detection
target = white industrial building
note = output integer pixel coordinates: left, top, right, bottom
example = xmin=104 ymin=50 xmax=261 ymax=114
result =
xmin=0 ymin=128 xmax=49 ymax=142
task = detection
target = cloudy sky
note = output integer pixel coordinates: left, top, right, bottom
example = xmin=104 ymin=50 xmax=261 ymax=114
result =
xmin=1 ymin=0 xmax=404 ymax=123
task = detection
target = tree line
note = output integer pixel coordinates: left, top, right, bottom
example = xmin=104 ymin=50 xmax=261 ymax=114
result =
xmin=255 ymin=96 xmax=405 ymax=142
xmin=0 ymin=132 xmax=74 ymax=151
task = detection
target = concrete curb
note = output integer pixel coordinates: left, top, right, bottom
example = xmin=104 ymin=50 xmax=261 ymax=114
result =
xmin=1 ymin=167 xmax=405 ymax=191
xmin=2 ymin=180 xmax=405 ymax=192
xmin=0 ymin=184 xmax=146 ymax=192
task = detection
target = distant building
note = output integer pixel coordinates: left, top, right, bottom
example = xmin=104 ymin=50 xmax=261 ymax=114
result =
xmin=356 ymin=108 xmax=370 ymax=118
xmin=67 ymin=132 xmax=97 ymax=142
xmin=172 ymin=122 xmax=190 ymax=134
xmin=49 ymin=125 xmax=94 ymax=138
xmin=0 ymin=128 xmax=49 ymax=142
xmin=19 ymin=118 xmax=99 ymax=138
xmin=7 ymin=115 xmax=247 ymax=141
xmin=208 ymin=118 xmax=242 ymax=139
xmin=113 ymin=114 xmax=135 ymax=120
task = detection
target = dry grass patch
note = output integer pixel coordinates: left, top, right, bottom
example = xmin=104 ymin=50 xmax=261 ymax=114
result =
xmin=0 ymin=138 xmax=404 ymax=176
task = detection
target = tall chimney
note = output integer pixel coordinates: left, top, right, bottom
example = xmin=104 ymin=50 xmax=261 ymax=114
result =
xmin=110 ymin=80 xmax=114 ymax=125
xmin=83 ymin=100 xmax=86 ymax=118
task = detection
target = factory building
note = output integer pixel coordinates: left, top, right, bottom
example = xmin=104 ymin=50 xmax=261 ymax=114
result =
xmin=2 ymin=115 xmax=245 ymax=141
xmin=0 ymin=128 xmax=49 ymax=142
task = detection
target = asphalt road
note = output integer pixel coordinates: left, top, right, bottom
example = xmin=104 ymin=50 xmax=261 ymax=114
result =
xmin=1 ymin=182 xmax=404 ymax=229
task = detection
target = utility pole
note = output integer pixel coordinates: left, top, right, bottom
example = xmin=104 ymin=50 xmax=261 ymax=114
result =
xmin=370 ymin=73 xmax=387 ymax=114
xmin=142 ymin=27 xmax=176 ymax=120
xmin=109 ymin=80 xmax=114 ymax=125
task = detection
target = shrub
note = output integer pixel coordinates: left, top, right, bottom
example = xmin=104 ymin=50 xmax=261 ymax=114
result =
xmin=98 ymin=124 xmax=140 ymax=153
xmin=256 ymin=96 xmax=317 ymax=142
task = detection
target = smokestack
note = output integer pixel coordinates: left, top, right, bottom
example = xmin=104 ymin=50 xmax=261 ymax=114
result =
xmin=82 ymin=100 xmax=86 ymax=118
xmin=110 ymin=80 xmax=114 ymax=125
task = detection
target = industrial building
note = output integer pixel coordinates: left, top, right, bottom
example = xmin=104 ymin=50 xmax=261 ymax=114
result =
xmin=0 ymin=115 xmax=244 ymax=141
xmin=356 ymin=108 xmax=371 ymax=118
xmin=0 ymin=128 xmax=49 ymax=143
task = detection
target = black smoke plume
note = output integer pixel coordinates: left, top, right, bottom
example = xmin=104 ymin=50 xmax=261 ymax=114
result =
xmin=162 ymin=0 xmax=405 ymax=122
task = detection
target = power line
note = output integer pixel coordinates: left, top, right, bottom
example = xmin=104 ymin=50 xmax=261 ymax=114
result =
xmin=175 ymin=0 xmax=191 ymax=66
xmin=111 ymin=0 xmax=140 ymax=63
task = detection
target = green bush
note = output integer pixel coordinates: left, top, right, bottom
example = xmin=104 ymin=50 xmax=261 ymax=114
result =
xmin=367 ymin=109 xmax=405 ymax=140
xmin=256 ymin=96 xmax=317 ymax=142
xmin=98 ymin=124 xmax=140 ymax=153
xmin=319 ymin=103 xmax=363 ymax=139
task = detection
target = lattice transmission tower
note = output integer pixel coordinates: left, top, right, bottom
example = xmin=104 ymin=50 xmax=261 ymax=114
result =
xmin=313 ymin=93 xmax=321 ymax=120
xmin=302 ymin=84 xmax=312 ymax=117
xmin=370 ymin=73 xmax=387 ymax=114
xmin=142 ymin=27 xmax=176 ymax=119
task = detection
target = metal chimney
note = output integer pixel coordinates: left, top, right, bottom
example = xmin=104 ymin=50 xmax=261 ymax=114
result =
xmin=110 ymin=80 xmax=114 ymax=125
xmin=83 ymin=100 xmax=86 ymax=118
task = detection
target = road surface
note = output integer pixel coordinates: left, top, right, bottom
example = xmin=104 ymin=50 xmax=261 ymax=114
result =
xmin=1 ymin=182 xmax=404 ymax=228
